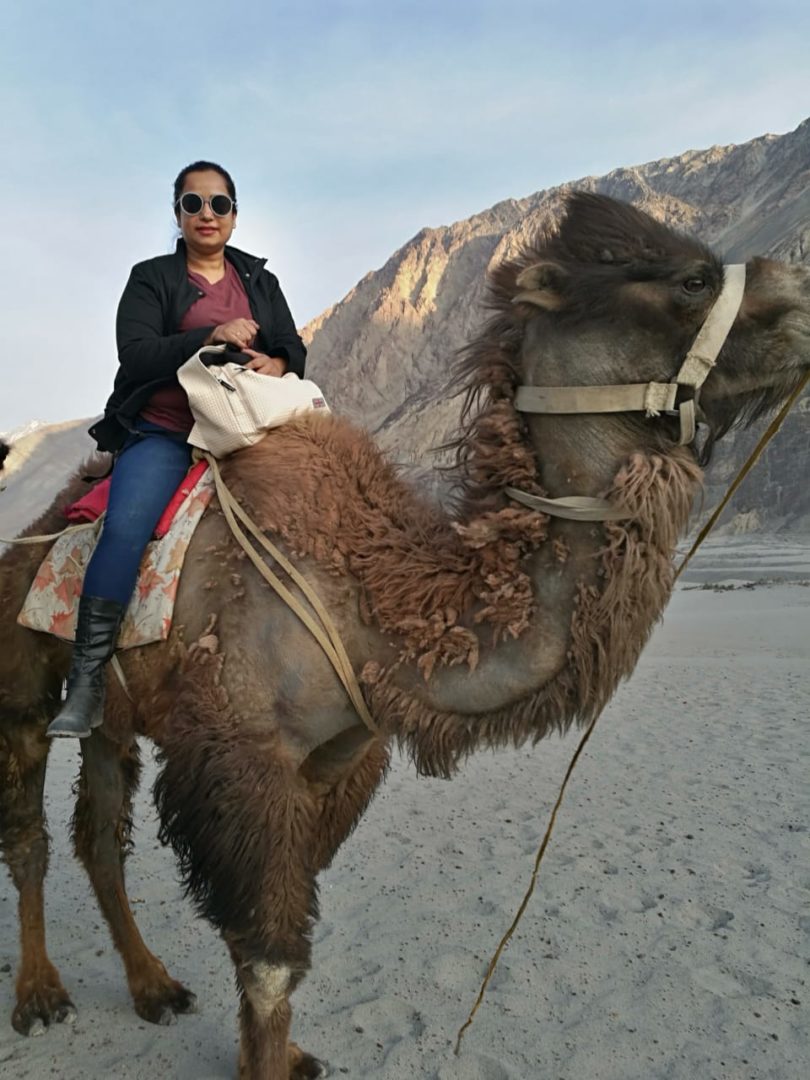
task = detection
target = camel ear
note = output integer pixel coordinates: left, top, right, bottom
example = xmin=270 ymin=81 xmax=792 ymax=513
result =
xmin=512 ymin=261 xmax=568 ymax=310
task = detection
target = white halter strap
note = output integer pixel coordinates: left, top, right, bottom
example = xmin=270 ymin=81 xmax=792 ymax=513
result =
xmin=507 ymin=265 xmax=747 ymax=521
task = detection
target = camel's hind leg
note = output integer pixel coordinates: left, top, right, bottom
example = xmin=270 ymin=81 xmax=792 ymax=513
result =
xmin=0 ymin=726 xmax=75 ymax=1035
xmin=72 ymin=729 xmax=197 ymax=1024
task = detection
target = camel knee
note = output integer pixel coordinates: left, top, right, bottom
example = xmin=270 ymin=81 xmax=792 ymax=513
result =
xmin=240 ymin=962 xmax=291 ymax=1017
xmin=0 ymin=746 xmax=50 ymax=889
xmin=2 ymin=822 xmax=48 ymax=890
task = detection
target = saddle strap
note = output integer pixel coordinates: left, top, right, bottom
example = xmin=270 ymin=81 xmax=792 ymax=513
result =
xmin=205 ymin=454 xmax=380 ymax=736
xmin=0 ymin=521 xmax=100 ymax=545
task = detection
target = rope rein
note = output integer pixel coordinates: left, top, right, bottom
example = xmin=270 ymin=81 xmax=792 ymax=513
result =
xmin=454 ymin=367 xmax=810 ymax=1054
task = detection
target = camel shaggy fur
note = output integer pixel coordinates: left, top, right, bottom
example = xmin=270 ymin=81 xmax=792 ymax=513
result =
xmin=1 ymin=194 xmax=809 ymax=1078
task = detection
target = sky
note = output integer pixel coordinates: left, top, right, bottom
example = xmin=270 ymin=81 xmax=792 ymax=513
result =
xmin=1 ymin=0 xmax=809 ymax=430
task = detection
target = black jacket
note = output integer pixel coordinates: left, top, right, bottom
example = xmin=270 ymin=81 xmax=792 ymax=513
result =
xmin=89 ymin=240 xmax=307 ymax=452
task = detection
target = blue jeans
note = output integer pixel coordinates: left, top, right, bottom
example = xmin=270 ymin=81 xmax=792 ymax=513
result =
xmin=82 ymin=420 xmax=192 ymax=606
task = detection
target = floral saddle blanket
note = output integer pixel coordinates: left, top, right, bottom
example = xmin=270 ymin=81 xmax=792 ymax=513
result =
xmin=17 ymin=463 xmax=214 ymax=650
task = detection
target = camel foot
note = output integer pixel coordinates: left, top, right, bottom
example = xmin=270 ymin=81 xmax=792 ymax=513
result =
xmin=133 ymin=977 xmax=198 ymax=1025
xmin=290 ymin=1043 xmax=329 ymax=1079
xmin=12 ymin=969 xmax=77 ymax=1036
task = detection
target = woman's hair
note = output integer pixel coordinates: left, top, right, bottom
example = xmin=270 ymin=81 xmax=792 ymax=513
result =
xmin=173 ymin=161 xmax=237 ymax=209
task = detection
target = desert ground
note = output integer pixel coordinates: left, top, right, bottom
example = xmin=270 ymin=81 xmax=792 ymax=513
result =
xmin=1 ymin=547 xmax=808 ymax=1079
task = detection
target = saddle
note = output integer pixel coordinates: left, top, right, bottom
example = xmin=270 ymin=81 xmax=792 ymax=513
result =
xmin=17 ymin=463 xmax=214 ymax=649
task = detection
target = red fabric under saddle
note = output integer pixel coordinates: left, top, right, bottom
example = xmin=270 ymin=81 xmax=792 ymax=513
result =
xmin=64 ymin=460 xmax=209 ymax=540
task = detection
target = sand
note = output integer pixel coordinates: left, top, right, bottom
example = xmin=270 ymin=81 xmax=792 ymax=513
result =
xmin=1 ymin=577 xmax=808 ymax=1080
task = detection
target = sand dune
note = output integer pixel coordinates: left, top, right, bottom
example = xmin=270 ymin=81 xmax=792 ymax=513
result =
xmin=0 ymin=420 xmax=103 ymax=553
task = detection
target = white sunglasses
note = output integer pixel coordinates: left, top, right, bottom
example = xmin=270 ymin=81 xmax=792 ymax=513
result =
xmin=175 ymin=192 xmax=235 ymax=217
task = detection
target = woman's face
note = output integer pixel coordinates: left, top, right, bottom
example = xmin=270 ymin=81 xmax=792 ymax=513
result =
xmin=176 ymin=169 xmax=236 ymax=254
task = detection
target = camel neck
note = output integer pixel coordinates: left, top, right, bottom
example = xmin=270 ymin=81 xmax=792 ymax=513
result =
xmin=378 ymin=446 xmax=702 ymax=775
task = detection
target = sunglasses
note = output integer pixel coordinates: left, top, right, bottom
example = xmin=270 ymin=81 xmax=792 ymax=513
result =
xmin=175 ymin=192 xmax=235 ymax=217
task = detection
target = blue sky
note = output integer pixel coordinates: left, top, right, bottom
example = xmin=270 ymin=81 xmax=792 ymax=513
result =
xmin=2 ymin=0 xmax=808 ymax=429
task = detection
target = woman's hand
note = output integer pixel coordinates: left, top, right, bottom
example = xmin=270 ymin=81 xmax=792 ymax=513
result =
xmin=206 ymin=318 xmax=259 ymax=349
xmin=241 ymin=349 xmax=287 ymax=377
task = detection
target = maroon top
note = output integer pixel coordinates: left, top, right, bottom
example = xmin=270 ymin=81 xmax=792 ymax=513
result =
xmin=140 ymin=261 xmax=254 ymax=431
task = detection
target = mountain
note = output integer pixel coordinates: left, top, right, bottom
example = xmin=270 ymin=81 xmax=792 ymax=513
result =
xmin=0 ymin=419 xmax=103 ymax=551
xmin=4 ymin=122 xmax=808 ymax=543
xmin=303 ymin=118 xmax=810 ymax=533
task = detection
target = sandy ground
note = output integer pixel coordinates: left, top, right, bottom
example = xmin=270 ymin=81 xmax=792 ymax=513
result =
xmin=1 ymin=578 xmax=808 ymax=1080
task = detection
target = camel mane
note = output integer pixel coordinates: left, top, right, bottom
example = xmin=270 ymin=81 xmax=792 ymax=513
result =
xmin=222 ymin=415 xmax=548 ymax=680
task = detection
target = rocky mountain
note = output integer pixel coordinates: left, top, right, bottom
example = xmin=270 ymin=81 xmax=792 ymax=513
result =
xmin=304 ymin=118 xmax=810 ymax=534
xmin=3 ymin=122 xmax=808 ymax=545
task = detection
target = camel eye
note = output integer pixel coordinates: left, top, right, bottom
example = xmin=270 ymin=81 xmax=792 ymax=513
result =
xmin=683 ymin=277 xmax=707 ymax=295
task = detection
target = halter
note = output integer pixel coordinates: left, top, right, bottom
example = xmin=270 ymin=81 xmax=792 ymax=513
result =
xmin=505 ymin=264 xmax=747 ymax=522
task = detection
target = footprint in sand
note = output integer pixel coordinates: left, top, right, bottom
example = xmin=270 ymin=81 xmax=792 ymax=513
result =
xmin=743 ymin=863 xmax=772 ymax=886
xmin=624 ymin=891 xmax=658 ymax=914
xmin=709 ymin=908 xmax=735 ymax=932
xmin=690 ymin=965 xmax=746 ymax=997
xmin=438 ymin=1053 xmax=514 ymax=1080
xmin=427 ymin=949 xmax=512 ymax=993
xmin=350 ymin=995 xmax=424 ymax=1041
xmin=676 ymin=903 xmax=734 ymax=931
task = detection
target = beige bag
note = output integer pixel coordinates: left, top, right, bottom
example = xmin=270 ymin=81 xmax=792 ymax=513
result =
xmin=177 ymin=344 xmax=330 ymax=458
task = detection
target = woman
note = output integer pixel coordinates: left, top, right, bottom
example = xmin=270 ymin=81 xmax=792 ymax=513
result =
xmin=47 ymin=161 xmax=307 ymax=737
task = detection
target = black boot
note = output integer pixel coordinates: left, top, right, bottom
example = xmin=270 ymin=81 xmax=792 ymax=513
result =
xmin=46 ymin=596 xmax=126 ymax=738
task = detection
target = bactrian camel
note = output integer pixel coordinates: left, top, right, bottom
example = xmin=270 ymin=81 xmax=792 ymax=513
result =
xmin=1 ymin=194 xmax=808 ymax=1078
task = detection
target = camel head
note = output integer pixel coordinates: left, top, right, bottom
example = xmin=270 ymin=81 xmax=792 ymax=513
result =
xmin=498 ymin=193 xmax=810 ymax=469
xmin=0 ymin=440 xmax=8 ymax=471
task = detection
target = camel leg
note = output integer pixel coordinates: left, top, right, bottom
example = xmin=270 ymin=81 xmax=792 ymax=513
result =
xmin=234 ymin=983 xmax=325 ymax=1080
xmin=154 ymin=701 xmax=327 ymax=1079
xmin=0 ymin=728 xmax=75 ymax=1035
xmin=304 ymin=738 xmax=390 ymax=873
xmin=228 ymin=740 xmax=390 ymax=1078
xmin=72 ymin=729 xmax=197 ymax=1023
xmin=230 ymin=897 xmax=326 ymax=1080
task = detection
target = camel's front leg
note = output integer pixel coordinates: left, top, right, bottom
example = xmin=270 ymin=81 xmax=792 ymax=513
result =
xmin=235 ymin=977 xmax=325 ymax=1080
xmin=223 ymin=782 xmax=328 ymax=1080
xmin=303 ymin=736 xmax=390 ymax=873
xmin=72 ymin=729 xmax=197 ymax=1023
xmin=0 ymin=727 xmax=75 ymax=1035
xmin=154 ymin=681 xmax=328 ymax=1078
xmin=219 ymin=780 xmax=327 ymax=1080
xmin=229 ymin=737 xmax=389 ymax=1076
xmin=235 ymin=967 xmax=292 ymax=1079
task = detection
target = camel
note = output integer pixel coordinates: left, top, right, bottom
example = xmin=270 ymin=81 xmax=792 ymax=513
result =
xmin=1 ymin=193 xmax=808 ymax=1079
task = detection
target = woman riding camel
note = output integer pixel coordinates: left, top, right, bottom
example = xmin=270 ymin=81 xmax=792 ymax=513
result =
xmin=47 ymin=160 xmax=307 ymax=738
